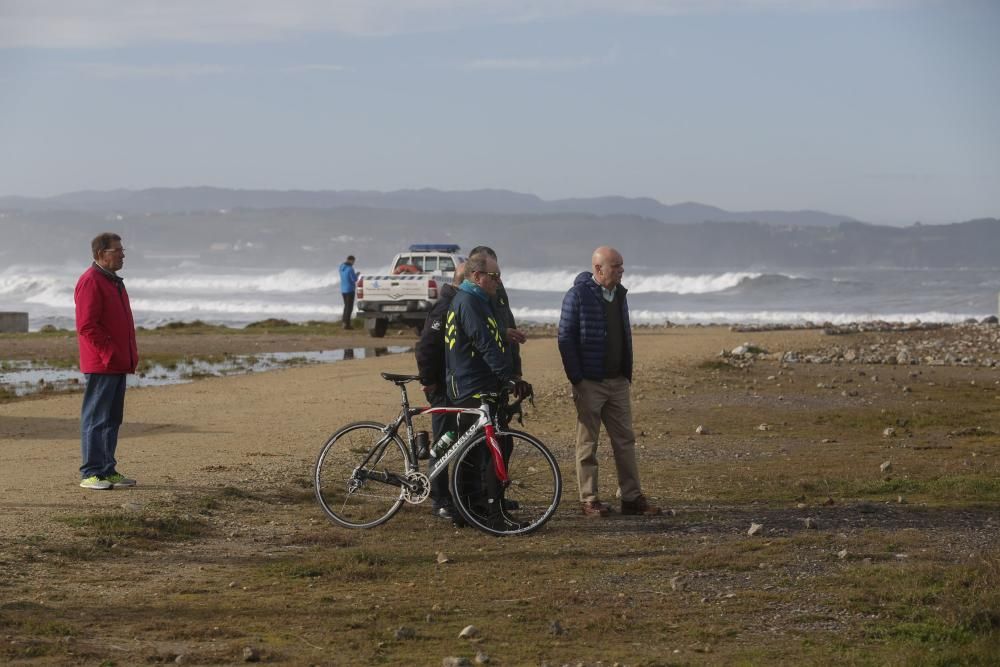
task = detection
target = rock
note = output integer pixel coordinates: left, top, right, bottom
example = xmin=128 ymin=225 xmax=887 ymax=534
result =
xmin=757 ymin=423 xmax=770 ymax=431
xmin=242 ymin=647 xmax=260 ymax=663
xmin=897 ymin=495 xmax=906 ymax=504
xmin=695 ymin=425 xmax=709 ymax=435
xmin=837 ymin=549 xmax=848 ymax=560
xmin=443 ymin=658 xmax=472 ymax=667
xmin=821 ymin=438 xmax=837 ymax=444
xmin=120 ymin=501 xmax=143 ymax=513
xmin=670 ymin=576 xmax=687 ymax=591
xmin=436 ymin=552 xmax=451 ymax=564
xmin=803 ymin=518 xmax=818 ymax=529
xmin=880 ymin=461 xmax=892 ymax=473
xmin=549 ymin=620 xmax=565 ymax=636
xmin=747 ymin=522 xmax=763 ymax=536
xmin=475 ymin=650 xmax=490 ymax=664
xmin=175 ymin=655 xmax=187 ymax=665
xmin=882 ymin=427 xmax=896 ymax=438
xmin=459 ymin=625 xmax=480 ymax=639
xmin=395 ymin=626 xmax=416 ymax=640
xmin=982 ymin=315 xmax=998 ymax=325
xmin=823 ymin=497 xmax=836 ymax=506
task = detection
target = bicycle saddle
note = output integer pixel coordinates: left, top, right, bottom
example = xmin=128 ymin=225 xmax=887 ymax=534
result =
xmin=380 ymin=372 xmax=420 ymax=383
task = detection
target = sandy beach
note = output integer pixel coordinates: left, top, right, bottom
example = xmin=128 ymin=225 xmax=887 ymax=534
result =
xmin=1 ymin=326 xmax=998 ymax=664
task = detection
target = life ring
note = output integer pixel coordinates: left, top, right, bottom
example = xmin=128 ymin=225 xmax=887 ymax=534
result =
xmin=393 ymin=264 xmax=421 ymax=275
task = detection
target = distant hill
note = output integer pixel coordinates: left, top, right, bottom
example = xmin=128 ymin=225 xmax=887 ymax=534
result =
xmin=0 ymin=187 xmax=858 ymax=227
xmin=1 ymin=204 xmax=996 ymax=271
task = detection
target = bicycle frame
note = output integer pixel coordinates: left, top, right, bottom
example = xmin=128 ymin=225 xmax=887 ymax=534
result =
xmin=354 ymin=382 xmax=510 ymax=496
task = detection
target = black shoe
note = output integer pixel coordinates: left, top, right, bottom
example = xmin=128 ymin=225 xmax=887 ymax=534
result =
xmin=484 ymin=513 xmax=529 ymax=533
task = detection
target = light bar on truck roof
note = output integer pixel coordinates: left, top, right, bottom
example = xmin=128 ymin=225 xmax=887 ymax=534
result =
xmin=408 ymin=244 xmax=461 ymax=253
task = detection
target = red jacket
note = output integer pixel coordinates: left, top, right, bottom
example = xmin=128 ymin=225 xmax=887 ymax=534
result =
xmin=75 ymin=264 xmax=138 ymax=374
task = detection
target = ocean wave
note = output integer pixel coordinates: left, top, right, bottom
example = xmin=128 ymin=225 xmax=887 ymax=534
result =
xmin=502 ymin=269 xmax=762 ymax=294
xmin=128 ymin=269 xmax=344 ymax=293
xmin=510 ymin=307 xmax=983 ymax=325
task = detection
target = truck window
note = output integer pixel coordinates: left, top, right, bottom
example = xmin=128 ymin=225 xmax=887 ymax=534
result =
xmin=439 ymin=257 xmax=455 ymax=273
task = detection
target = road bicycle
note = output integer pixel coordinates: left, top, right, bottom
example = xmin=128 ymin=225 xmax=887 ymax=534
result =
xmin=314 ymin=372 xmax=561 ymax=536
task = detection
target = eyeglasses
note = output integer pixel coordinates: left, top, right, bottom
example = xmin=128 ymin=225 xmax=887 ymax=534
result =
xmin=102 ymin=247 xmax=126 ymax=255
xmin=483 ymin=271 xmax=501 ymax=281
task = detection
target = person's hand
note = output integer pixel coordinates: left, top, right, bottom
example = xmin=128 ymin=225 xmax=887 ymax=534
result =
xmin=506 ymin=328 xmax=527 ymax=344
xmin=509 ymin=379 xmax=533 ymax=400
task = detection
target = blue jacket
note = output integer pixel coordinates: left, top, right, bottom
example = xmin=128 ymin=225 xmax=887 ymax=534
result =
xmin=339 ymin=262 xmax=358 ymax=294
xmin=445 ymin=282 xmax=514 ymax=402
xmin=557 ymin=271 xmax=633 ymax=385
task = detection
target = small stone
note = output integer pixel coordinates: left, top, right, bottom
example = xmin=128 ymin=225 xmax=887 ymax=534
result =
xmin=823 ymin=497 xmax=835 ymax=506
xmin=670 ymin=576 xmax=687 ymax=591
xmin=757 ymin=423 xmax=770 ymax=431
xmin=821 ymin=438 xmax=836 ymax=444
xmin=803 ymin=518 xmax=818 ymax=529
xmin=120 ymin=501 xmax=142 ymax=513
xmin=443 ymin=658 xmax=472 ymax=667
xmin=175 ymin=655 xmax=187 ymax=665
xmin=882 ymin=427 xmax=896 ymax=438
xmin=475 ymin=650 xmax=490 ymax=664
xmin=880 ymin=461 xmax=892 ymax=473
xmin=897 ymin=495 xmax=906 ymax=504
xmin=242 ymin=647 xmax=260 ymax=663
xmin=837 ymin=549 xmax=848 ymax=560
xmin=695 ymin=425 xmax=709 ymax=435
xmin=747 ymin=522 xmax=763 ymax=536
xmin=796 ymin=502 xmax=807 ymax=509
xmin=436 ymin=552 xmax=451 ymax=564
xmin=394 ymin=626 xmax=416 ymax=640
xmin=549 ymin=620 xmax=565 ymax=636
xmin=459 ymin=625 xmax=480 ymax=639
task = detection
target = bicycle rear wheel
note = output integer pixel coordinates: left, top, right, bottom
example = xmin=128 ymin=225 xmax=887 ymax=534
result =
xmin=450 ymin=429 xmax=561 ymax=537
xmin=314 ymin=421 xmax=410 ymax=529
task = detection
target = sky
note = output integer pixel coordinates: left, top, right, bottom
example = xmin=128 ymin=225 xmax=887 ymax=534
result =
xmin=1 ymin=0 xmax=998 ymax=224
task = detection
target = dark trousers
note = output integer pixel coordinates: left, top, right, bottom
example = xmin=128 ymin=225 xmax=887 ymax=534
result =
xmin=454 ymin=397 xmax=513 ymax=518
xmin=80 ymin=373 xmax=127 ymax=479
xmin=426 ymin=390 xmax=456 ymax=509
xmin=341 ymin=291 xmax=355 ymax=327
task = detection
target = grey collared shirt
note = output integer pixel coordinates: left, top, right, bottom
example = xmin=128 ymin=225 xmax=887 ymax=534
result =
xmin=593 ymin=277 xmax=616 ymax=303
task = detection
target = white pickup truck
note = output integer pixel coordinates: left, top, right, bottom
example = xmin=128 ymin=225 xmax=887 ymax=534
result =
xmin=355 ymin=244 xmax=467 ymax=337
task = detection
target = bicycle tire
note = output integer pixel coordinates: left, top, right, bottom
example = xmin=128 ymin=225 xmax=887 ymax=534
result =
xmin=450 ymin=429 xmax=561 ymax=537
xmin=314 ymin=421 xmax=411 ymax=529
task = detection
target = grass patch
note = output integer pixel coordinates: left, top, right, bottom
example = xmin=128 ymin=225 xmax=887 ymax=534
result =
xmin=55 ymin=511 xmax=206 ymax=553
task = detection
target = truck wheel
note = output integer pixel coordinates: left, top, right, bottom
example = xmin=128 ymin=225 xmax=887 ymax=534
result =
xmin=366 ymin=318 xmax=388 ymax=338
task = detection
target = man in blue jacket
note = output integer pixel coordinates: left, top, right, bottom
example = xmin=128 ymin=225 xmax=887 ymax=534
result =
xmin=339 ymin=255 xmax=358 ymax=329
xmin=445 ymin=253 xmax=531 ymax=530
xmin=558 ymin=246 xmax=661 ymax=517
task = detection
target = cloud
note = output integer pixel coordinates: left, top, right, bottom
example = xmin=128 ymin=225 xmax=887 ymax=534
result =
xmin=1 ymin=0 xmax=929 ymax=49
xmin=282 ymin=64 xmax=351 ymax=73
xmin=76 ymin=62 xmax=235 ymax=80
xmin=462 ymin=50 xmax=616 ymax=72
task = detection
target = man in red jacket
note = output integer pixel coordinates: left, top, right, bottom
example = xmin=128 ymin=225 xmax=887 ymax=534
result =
xmin=75 ymin=233 xmax=139 ymax=490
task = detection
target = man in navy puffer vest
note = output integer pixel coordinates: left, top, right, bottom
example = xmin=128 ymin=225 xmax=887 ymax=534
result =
xmin=558 ymin=246 xmax=661 ymax=517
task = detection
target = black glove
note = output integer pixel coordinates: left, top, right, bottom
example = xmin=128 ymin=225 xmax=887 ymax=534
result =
xmin=509 ymin=379 xmax=533 ymax=400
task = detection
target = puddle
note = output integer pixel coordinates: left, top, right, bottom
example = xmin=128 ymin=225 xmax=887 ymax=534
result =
xmin=0 ymin=346 xmax=412 ymax=398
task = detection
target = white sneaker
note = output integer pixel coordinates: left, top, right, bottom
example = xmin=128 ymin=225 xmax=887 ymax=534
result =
xmin=80 ymin=476 xmax=112 ymax=490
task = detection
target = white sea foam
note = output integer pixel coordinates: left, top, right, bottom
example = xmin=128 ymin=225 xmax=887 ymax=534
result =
xmin=128 ymin=269 xmax=344 ymax=293
xmin=510 ymin=307 xmax=982 ymax=325
xmin=502 ymin=269 xmax=761 ymax=294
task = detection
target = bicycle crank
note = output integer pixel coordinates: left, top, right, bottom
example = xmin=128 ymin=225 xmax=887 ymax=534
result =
xmin=400 ymin=471 xmax=430 ymax=504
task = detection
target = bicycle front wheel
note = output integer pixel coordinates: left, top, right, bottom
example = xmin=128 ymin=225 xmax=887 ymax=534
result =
xmin=450 ymin=429 xmax=561 ymax=537
xmin=314 ymin=421 xmax=411 ymax=529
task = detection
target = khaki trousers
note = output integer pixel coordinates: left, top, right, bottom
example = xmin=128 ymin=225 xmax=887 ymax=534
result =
xmin=571 ymin=376 xmax=642 ymax=503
